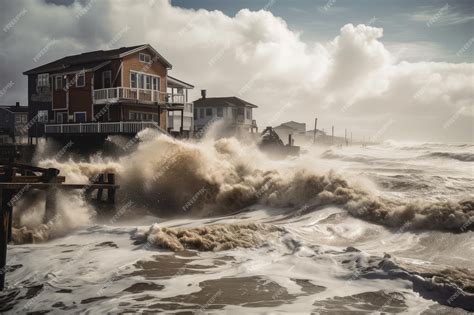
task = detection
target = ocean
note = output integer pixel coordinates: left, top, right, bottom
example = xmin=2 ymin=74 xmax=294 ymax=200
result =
xmin=1 ymin=131 xmax=473 ymax=313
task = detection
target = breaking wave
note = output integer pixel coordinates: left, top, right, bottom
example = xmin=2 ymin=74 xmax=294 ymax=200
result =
xmin=132 ymin=223 xmax=283 ymax=252
xmin=12 ymin=131 xmax=474 ymax=245
xmin=359 ymin=254 xmax=474 ymax=311
xmin=422 ymin=152 xmax=474 ymax=162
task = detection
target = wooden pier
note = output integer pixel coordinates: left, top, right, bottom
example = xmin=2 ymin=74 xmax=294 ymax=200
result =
xmin=0 ymin=162 xmax=119 ymax=290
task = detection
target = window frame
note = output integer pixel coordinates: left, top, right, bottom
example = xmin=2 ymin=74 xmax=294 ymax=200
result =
xmin=55 ymin=76 xmax=62 ymax=90
xmin=37 ymin=110 xmax=48 ymax=123
xmin=76 ymin=72 xmax=85 ymax=88
xmin=37 ymin=73 xmax=50 ymax=87
xmin=74 ymin=111 xmax=87 ymax=123
xmin=139 ymin=53 xmax=151 ymax=64
xmin=102 ymin=70 xmax=112 ymax=88
xmin=217 ymin=107 xmax=223 ymax=117
xmin=145 ymin=75 xmax=151 ymax=90
xmin=130 ymin=72 xmax=137 ymax=89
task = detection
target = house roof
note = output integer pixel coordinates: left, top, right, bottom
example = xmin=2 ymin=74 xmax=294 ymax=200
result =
xmin=274 ymin=125 xmax=296 ymax=130
xmin=24 ymin=44 xmax=173 ymax=75
xmin=167 ymin=75 xmax=194 ymax=89
xmin=0 ymin=105 xmax=28 ymax=113
xmin=281 ymin=121 xmax=305 ymax=127
xmin=193 ymin=97 xmax=258 ymax=108
xmin=274 ymin=121 xmax=306 ymax=131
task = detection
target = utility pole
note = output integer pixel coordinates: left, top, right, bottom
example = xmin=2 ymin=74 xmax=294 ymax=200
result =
xmin=331 ymin=126 xmax=334 ymax=145
xmin=344 ymin=128 xmax=347 ymax=146
xmin=313 ymin=117 xmax=318 ymax=144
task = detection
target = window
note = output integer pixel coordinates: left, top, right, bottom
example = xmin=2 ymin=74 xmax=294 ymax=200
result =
xmin=131 ymin=72 xmax=137 ymax=88
xmin=138 ymin=74 xmax=144 ymax=89
xmin=246 ymin=108 xmax=251 ymax=120
xmin=217 ymin=108 xmax=223 ymax=117
xmin=56 ymin=112 xmax=67 ymax=123
xmin=102 ymin=71 xmax=111 ymax=88
xmin=55 ymin=76 xmax=62 ymax=90
xmin=139 ymin=53 xmax=151 ymax=63
xmin=74 ymin=112 xmax=86 ymax=123
xmin=152 ymin=77 xmax=160 ymax=91
xmin=199 ymin=108 xmax=204 ymax=118
xmin=206 ymin=108 xmax=212 ymax=117
xmin=130 ymin=112 xmax=137 ymax=120
xmin=15 ymin=115 xmax=21 ymax=123
xmin=21 ymin=114 xmax=27 ymax=123
xmin=145 ymin=75 xmax=151 ymax=90
xmin=76 ymin=72 xmax=85 ymax=87
xmin=37 ymin=110 xmax=48 ymax=123
xmin=37 ymin=74 xmax=49 ymax=87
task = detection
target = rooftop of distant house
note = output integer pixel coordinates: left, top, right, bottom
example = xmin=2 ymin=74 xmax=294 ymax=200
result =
xmin=0 ymin=102 xmax=28 ymax=113
xmin=194 ymin=95 xmax=258 ymax=108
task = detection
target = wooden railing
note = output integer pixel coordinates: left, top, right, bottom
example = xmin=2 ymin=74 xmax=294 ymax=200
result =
xmin=44 ymin=121 xmax=167 ymax=135
xmin=93 ymin=87 xmax=186 ymax=104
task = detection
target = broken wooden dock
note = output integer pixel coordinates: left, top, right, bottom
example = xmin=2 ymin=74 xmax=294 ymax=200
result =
xmin=0 ymin=163 xmax=119 ymax=290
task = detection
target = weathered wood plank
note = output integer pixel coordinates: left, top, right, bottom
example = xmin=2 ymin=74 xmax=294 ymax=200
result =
xmin=0 ymin=183 xmax=119 ymax=190
xmin=0 ymin=189 xmax=10 ymax=290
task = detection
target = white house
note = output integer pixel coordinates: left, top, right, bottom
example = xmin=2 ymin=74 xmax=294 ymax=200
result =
xmin=193 ymin=90 xmax=258 ymax=133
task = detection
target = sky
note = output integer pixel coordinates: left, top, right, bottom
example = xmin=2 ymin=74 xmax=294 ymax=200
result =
xmin=0 ymin=0 xmax=473 ymax=142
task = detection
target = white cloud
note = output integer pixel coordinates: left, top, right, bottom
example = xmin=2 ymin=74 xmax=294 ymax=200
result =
xmin=0 ymin=0 xmax=472 ymax=142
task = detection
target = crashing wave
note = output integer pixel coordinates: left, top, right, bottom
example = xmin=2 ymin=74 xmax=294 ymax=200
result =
xmin=12 ymin=133 xmax=474 ymax=246
xmin=131 ymin=223 xmax=283 ymax=251
xmin=422 ymin=152 xmax=474 ymax=162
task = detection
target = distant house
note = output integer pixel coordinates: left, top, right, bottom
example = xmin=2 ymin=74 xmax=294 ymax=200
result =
xmin=193 ymin=90 xmax=258 ymax=133
xmin=274 ymin=121 xmax=306 ymax=144
xmin=0 ymin=102 xmax=28 ymax=143
xmin=274 ymin=121 xmax=328 ymax=145
xmin=23 ymin=44 xmax=194 ymax=140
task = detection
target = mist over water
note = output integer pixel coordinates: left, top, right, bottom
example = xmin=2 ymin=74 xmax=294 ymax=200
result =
xmin=3 ymin=130 xmax=474 ymax=313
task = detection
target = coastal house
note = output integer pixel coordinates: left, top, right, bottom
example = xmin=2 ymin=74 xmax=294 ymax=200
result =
xmin=0 ymin=102 xmax=28 ymax=143
xmin=274 ymin=121 xmax=306 ymax=144
xmin=273 ymin=121 xmax=328 ymax=145
xmin=193 ymin=90 xmax=258 ymax=134
xmin=23 ymin=44 xmax=194 ymax=141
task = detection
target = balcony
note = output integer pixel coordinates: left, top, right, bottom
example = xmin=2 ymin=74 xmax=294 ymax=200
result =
xmin=44 ymin=121 xmax=167 ymax=135
xmin=93 ymin=87 xmax=187 ymax=105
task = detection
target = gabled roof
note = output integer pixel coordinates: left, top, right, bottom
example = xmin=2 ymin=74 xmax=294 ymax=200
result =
xmin=193 ymin=96 xmax=258 ymax=108
xmin=0 ymin=105 xmax=28 ymax=113
xmin=281 ymin=121 xmax=305 ymax=127
xmin=274 ymin=124 xmax=296 ymax=130
xmin=24 ymin=44 xmax=172 ymax=75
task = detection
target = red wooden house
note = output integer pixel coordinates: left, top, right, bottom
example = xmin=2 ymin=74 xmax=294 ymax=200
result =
xmin=23 ymin=44 xmax=194 ymax=141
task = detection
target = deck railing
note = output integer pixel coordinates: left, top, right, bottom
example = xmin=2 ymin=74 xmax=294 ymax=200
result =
xmin=93 ymin=87 xmax=186 ymax=104
xmin=44 ymin=121 xmax=167 ymax=135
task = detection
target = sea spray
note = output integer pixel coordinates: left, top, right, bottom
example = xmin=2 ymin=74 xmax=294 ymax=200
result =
xmin=12 ymin=130 xmax=474 ymax=245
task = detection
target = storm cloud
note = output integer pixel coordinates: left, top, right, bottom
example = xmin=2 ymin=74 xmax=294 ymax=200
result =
xmin=0 ymin=0 xmax=472 ymax=142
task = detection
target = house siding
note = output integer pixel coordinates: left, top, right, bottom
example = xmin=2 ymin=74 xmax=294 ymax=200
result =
xmin=66 ymin=72 xmax=94 ymax=121
xmin=27 ymin=74 xmax=53 ymax=138
xmin=122 ymin=49 xmax=168 ymax=103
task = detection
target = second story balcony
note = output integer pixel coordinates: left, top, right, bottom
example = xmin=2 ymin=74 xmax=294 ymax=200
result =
xmin=93 ymin=87 xmax=187 ymax=105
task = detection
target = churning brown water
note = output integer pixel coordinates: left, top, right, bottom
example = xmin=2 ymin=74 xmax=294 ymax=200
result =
xmin=2 ymin=130 xmax=473 ymax=313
